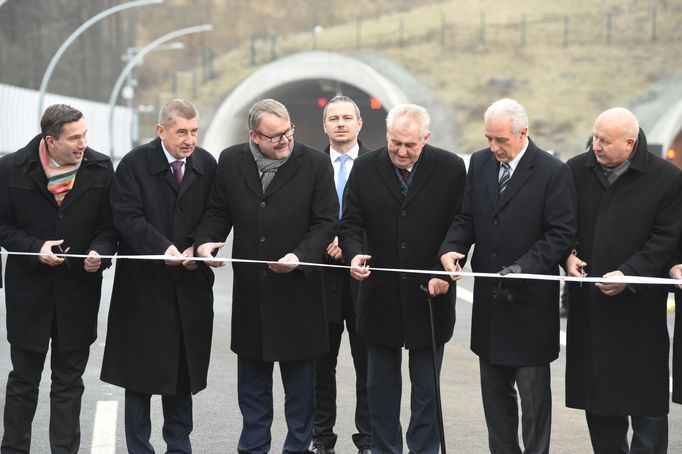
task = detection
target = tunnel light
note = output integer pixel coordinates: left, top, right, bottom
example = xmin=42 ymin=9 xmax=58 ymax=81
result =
xmin=369 ymin=97 xmax=382 ymax=110
xmin=666 ymin=148 xmax=676 ymax=160
xmin=317 ymin=97 xmax=328 ymax=108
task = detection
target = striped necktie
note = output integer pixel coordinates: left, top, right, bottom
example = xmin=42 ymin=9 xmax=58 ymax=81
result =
xmin=498 ymin=162 xmax=511 ymax=194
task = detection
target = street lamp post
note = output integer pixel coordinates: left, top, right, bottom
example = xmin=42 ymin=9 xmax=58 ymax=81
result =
xmin=107 ymin=24 xmax=213 ymax=160
xmin=36 ymin=0 xmax=163 ymax=126
xmin=120 ymin=42 xmax=185 ymax=145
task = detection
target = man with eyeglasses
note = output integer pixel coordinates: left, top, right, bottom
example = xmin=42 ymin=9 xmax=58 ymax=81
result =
xmin=0 ymin=104 xmax=116 ymax=453
xmin=196 ymin=98 xmax=337 ymax=453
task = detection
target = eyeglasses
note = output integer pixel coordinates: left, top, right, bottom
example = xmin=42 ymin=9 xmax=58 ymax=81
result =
xmin=256 ymin=124 xmax=296 ymax=144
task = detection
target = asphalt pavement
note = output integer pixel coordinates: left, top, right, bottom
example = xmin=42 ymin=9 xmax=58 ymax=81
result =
xmin=0 ymin=253 xmax=681 ymax=453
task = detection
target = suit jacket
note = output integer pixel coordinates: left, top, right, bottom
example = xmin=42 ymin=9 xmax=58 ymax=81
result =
xmin=0 ymin=134 xmax=116 ymax=353
xmin=195 ymin=141 xmax=338 ymax=362
xmin=100 ymin=137 xmax=216 ymax=395
xmin=565 ymin=129 xmax=682 ymax=415
xmin=438 ymin=138 xmax=576 ymax=366
xmin=322 ymin=140 xmax=369 ymax=324
xmin=339 ymin=144 xmax=466 ymax=349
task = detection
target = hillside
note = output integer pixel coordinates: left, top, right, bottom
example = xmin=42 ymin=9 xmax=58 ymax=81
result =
xmin=132 ymin=0 xmax=682 ymax=156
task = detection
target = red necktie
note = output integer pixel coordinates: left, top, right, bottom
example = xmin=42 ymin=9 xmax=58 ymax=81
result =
xmin=170 ymin=160 xmax=184 ymax=184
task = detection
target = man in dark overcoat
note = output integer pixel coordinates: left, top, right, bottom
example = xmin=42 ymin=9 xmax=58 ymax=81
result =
xmin=565 ymin=107 xmax=682 ymax=454
xmin=100 ymin=99 xmax=216 ymax=453
xmin=439 ymin=98 xmax=576 ymax=454
xmin=670 ymin=244 xmax=682 ymax=407
xmin=0 ymin=104 xmax=116 ymax=453
xmin=313 ymin=95 xmax=371 ymax=454
xmin=338 ymin=103 xmax=465 ymax=454
xmin=195 ymin=98 xmax=337 ymax=453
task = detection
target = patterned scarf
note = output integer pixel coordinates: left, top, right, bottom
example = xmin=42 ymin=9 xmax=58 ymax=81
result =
xmin=39 ymin=139 xmax=81 ymax=206
xmin=248 ymin=139 xmax=290 ymax=191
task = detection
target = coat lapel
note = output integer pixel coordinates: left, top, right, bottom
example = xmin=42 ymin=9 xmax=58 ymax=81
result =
xmin=376 ymin=149 xmax=403 ymax=204
xmin=403 ymin=144 xmax=435 ymax=207
xmin=485 ymin=153 xmax=500 ymax=210
xmin=494 ymin=140 xmax=537 ymax=213
xmin=239 ymin=145 xmax=263 ymax=197
xmin=263 ymin=143 xmax=301 ymax=198
xmin=59 ymin=165 xmax=96 ymax=211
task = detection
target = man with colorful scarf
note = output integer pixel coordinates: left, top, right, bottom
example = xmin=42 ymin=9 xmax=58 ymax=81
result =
xmin=0 ymin=104 xmax=116 ymax=453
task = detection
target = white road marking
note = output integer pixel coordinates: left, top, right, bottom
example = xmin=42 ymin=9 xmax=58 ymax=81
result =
xmin=91 ymin=400 xmax=117 ymax=454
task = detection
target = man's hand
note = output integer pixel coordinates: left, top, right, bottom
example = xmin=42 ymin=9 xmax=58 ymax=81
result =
xmin=427 ymin=277 xmax=450 ymax=296
xmin=164 ymin=245 xmax=184 ymax=266
xmin=326 ymin=236 xmax=343 ymax=261
xmin=595 ymin=270 xmax=627 ymax=297
xmin=350 ymin=254 xmax=372 ymax=281
xmin=670 ymin=264 xmax=682 ymax=290
xmin=181 ymin=245 xmax=198 ymax=270
xmin=268 ymin=253 xmax=299 ymax=273
xmin=196 ymin=242 xmax=226 ymax=267
xmin=499 ymin=264 xmax=522 ymax=276
xmin=440 ymin=251 xmax=464 ymax=281
xmin=39 ymin=239 xmax=65 ymax=267
xmin=566 ymin=253 xmax=587 ymax=278
xmin=84 ymin=250 xmax=102 ymax=272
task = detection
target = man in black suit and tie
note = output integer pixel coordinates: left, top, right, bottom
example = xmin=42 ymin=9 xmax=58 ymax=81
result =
xmin=313 ymin=95 xmax=371 ymax=454
xmin=439 ymin=98 xmax=576 ymax=454
xmin=339 ymin=103 xmax=466 ymax=454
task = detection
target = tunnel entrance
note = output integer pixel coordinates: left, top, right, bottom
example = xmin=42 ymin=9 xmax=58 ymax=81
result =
xmin=253 ymin=79 xmax=387 ymax=150
xmin=202 ymin=51 xmax=410 ymax=156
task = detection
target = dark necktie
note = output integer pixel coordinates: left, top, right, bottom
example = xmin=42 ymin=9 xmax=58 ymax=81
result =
xmin=170 ymin=160 xmax=184 ymax=184
xmin=498 ymin=162 xmax=511 ymax=194
xmin=400 ymin=168 xmax=410 ymax=184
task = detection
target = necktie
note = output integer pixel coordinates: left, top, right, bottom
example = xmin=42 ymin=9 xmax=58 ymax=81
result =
xmin=336 ymin=155 xmax=350 ymax=219
xmin=498 ymin=162 xmax=511 ymax=194
xmin=170 ymin=160 xmax=184 ymax=184
xmin=400 ymin=168 xmax=410 ymax=184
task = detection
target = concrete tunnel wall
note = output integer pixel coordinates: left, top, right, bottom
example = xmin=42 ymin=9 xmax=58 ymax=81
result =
xmin=202 ymin=51 xmax=457 ymax=157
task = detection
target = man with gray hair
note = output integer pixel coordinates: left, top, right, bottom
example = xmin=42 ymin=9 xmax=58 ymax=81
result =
xmin=440 ymin=98 xmax=576 ymax=454
xmin=196 ymin=98 xmax=337 ymax=453
xmin=339 ymin=103 xmax=466 ymax=453
xmin=566 ymin=107 xmax=682 ymax=454
xmin=101 ymin=99 xmax=217 ymax=453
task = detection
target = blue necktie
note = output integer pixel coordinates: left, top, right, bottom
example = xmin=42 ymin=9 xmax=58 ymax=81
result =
xmin=336 ymin=154 xmax=350 ymax=219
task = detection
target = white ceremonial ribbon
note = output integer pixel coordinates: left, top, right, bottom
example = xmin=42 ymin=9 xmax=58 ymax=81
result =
xmin=2 ymin=250 xmax=681 ymax=286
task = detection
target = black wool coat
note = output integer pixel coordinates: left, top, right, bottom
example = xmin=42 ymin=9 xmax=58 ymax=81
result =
xmin=0 ymin=134 xmax=116 ymax=353
xmin=321 ymin=141 xmax=370 ymax=324
xmin=674 ymin=238 xmax=682 ymax=404
xmin=438 ymin=139 xmax=576 ymax=366
xmin=100 ymin=138 xmax=216 ymax=395
xmin=195 ymin=141 xmax=338 ymax=362
xmin=565 ymin=130 xmax=682 ymax=415
xmin=339 ymin=144 xmax=466 ymax=349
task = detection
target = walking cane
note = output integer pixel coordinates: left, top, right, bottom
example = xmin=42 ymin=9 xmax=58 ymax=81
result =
xmin=419 ymin=285 xmax=447 ymax=454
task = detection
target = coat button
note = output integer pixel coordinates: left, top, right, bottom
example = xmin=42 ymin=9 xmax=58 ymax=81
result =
xmin=176 ymin=208 xmax=182 ymax=214
xmin=400 ymin=210 xmax=407 ymax=217
xmin=491 ymin=253 xmax=497 ymax=259
xmin=400 ymin=242 xmax=406 ymax=249
xmin=259 ymin=236 xmax=266 ymax=243
xmin=493 ymin=218 xmax=499 ymax=225
xmin=401 ymin=273 xmax=406 ymax=280
xmin=261 ymin=270 xmax=267 ymax=277
xmin=57 ymin=214 xmax=63 ymax=219
xmin=259 ymin=201 xmax=266 ymax=208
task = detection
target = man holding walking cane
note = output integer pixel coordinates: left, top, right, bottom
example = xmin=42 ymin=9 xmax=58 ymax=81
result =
xmin=339 ymin=103 xmax=466 ymax=454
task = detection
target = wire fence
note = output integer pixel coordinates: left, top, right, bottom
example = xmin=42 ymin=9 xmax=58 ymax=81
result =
xmin=247 ymin=5 xmax=682 ymax=65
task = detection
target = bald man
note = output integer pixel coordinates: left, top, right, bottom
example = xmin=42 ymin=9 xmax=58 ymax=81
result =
xmin=565 ymin=108 xmax=682 ymax=454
